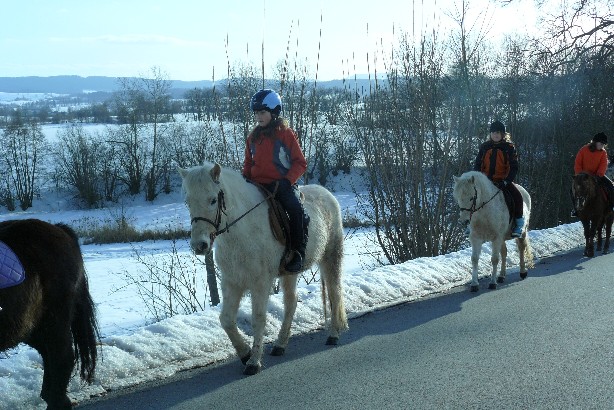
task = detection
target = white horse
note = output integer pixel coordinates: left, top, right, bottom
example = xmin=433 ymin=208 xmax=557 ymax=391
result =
xmin=453 ymin=171 xmax=534 ymax=292
xmin=179 ymin=162 xmax=348 ymax=375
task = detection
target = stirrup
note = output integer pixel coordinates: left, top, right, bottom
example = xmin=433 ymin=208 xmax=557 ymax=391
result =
xmin=284 ymin=250 xmax=304 ymax=273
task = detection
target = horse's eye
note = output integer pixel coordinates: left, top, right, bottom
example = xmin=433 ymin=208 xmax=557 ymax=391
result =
xmin=210 ymin=198 xmax=217 ymax=205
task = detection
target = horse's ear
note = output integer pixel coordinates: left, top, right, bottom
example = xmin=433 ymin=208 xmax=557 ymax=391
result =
xmin=453 ymin=176 xmax=458 ymax=182
xmin=177 ymin=167 xmax=187 ymax=179
xmin=470 ymin=176 xmax=475 ymax=183
xmin=210 ymin=163 xmax=221 ymax=184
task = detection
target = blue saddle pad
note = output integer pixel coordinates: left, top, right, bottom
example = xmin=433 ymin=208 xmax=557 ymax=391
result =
xmin=0 ymin=240 xmax=25 ymax=289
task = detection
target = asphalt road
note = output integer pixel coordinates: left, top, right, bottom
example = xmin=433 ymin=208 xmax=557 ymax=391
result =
xmin=78 ymin=247 xmax=614 ymax=410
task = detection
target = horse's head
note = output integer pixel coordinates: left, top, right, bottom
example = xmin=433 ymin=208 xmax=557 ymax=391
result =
xmin=178 ymin=163 xmax=224 ymax=255
xmin=572 ymin=172 xmax=598 ymax=212
xmin=453 ymin=173 xmax=478 ymax=224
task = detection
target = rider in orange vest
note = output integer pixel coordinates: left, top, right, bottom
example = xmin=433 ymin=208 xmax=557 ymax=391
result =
xmin=472 ymin=120 xmax=525 ymax=238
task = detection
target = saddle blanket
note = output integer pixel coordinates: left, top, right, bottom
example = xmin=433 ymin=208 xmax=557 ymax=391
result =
xmin=0 ymin=240 xmax=25 ymax=289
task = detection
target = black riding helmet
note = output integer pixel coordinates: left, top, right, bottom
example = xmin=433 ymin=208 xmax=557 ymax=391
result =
xmin=489 ymin=120 xmax=505 ymax=134
xmin=250 ymin=89 xmax=282 ymax=116
xmin=592 ymin=132 xmax=608 ymax=145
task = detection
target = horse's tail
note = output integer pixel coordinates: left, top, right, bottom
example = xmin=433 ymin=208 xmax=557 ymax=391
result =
xmin=320 ymin=277 xmax=329 ymax=325
xmin=522 ymin=233 xmax=535 ymax=269
xmin=72 ymin=275 xmax=101 ymax=383
xmin=57 ymin=223 xmax=101 ymax=384
xmin=320 ymin=234 xmax=349 ymax=333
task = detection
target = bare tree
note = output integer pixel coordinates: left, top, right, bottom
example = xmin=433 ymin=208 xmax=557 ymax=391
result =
xmin=113 ymin=67 xmax=173 ymax=200
xmin=0 ymin=111 xmax=47 ymax=210
xmin=54 ymin=124 xmax=101 ymax=208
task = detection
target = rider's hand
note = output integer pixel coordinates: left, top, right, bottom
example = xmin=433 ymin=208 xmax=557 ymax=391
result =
xmin=278 ymin=178 xmax=292 ymax=190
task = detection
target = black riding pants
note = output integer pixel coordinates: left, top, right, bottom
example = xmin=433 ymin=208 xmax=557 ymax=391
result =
xmin=264 ymin=181 xmax=309 ymax=250
xmin=502 ymin=183 xmax=523 ymax=219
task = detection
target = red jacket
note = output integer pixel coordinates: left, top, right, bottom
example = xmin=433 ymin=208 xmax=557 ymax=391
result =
xmin=242 ymin=126 xmax=307 ymax=185
xmin=574 ymin=144 xmax=608 ymax=177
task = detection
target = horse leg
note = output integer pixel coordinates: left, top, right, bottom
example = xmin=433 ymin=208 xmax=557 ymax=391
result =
xmin=517 ymin=237 xmax=528 ymax=279
xmin=243 ymin=282 xmax=271 ymax=375
xmin=604 ymin=217 xmax=613 ymax=254
xmin=596 ymin=222 xmax=604 ymax=252
xmin=587 ymin=220 xmax=596 ymax=257
xmin=271 ymin=275 xmax=299 ymax=356
xmin=32 ymin=325 xmax=74 ymax=409
xmin=582 ymin=220 xmax=592 ymax=257
xmin=488 ymin=238 xmax=503 ymax=290
xmin=320 ymin=246 xmax=349 ymax=345
xmin=218 ymin=281 xmax=251 ymax=369
xmin=469 ymin=239 xmax=482 ymax=292
xmin=496 ymin=242 xmax=508 ymax=284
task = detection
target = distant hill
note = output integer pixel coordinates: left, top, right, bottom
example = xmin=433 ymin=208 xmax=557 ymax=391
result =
xmin=0 ymin=75 xmax=215 ymax=94
xmin=0 ymin=75 xmax=382 ymax=95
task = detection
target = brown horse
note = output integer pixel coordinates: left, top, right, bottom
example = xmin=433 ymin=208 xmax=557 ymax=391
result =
xmin=0 ymin=219 xmax=100 ymax=409
xmin=572 ymin=172 xmax=614 ymax=256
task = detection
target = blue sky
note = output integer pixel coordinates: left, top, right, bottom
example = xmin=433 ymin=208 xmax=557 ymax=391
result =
xmin=1 ymin=0 xmax=538 ymax=81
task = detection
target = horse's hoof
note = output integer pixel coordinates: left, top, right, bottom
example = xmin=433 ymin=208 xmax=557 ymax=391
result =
xmin=240 ymin=353 xmax=251 ymax=365
xmin=243 ymin=363 xmax=261 ymax=376
xmin=488 ymin=283 xmax=497 ymax=290
xmin=603 ymin=249 xmax=609 ymax=255
xmin=520 ymin=271 xmax=527 ymax=280
xmin=325 ymin=336 xmax=339 ymax=346
xmin=496 ymin=277 xmax=505 ymax=284
xmin=270 ymin=346 xmax=285 ymax=356
xmin=470 ymin=285 xmax=479 ymax=292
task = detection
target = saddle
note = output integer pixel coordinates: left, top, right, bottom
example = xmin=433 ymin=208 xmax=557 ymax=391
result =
xmin=0 ymin=240 xmax=25 ymax=290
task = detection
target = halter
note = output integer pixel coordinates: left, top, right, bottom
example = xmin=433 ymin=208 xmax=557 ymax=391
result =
xmin=190 ymin=185 xmax=275 ymax=240
xmin=459 ymin=185 xmax=502 ymax=221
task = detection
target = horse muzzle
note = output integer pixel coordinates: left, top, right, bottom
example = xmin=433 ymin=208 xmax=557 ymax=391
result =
xmin=575 ymin=197 xmax=586 ymax=212
xmin=190 ymin=233 xmax=215 ymax=255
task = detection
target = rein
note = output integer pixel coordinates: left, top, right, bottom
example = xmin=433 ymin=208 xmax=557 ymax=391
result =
xmin=459 ymin=185 xmax=502 ymax=220
xmin=190 ymin=181 xmax=277 ymax=239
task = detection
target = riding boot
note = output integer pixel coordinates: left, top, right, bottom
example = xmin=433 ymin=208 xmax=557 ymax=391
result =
xmin=511 ymin=216 xmax=525 ymax=238
xmin=284 ymin=210 xmax=310 ymax=273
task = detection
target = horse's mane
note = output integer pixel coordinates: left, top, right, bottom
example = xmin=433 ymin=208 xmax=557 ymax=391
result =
xmin=181 ymin=162 xmax=262 ymax=209
xmin=458 ymin=170 xmax=497 ymax=200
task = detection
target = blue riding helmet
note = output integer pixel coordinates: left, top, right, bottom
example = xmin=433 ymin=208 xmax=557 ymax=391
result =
xmin=250 ymin=89 xmax=282 ymax=116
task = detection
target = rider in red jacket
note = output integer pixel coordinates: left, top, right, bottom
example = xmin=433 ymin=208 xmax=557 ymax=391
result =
xmin=572 ymin=132 xmax=614 ymax=216
xmin=242 ymin=89 xmax=309 ymax=273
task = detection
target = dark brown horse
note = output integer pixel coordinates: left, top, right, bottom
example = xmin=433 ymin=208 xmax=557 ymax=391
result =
xmin=0 ymin=219 xmax=100 ymax=409
xmin=572 ymin=172 xmax=614 ymax=256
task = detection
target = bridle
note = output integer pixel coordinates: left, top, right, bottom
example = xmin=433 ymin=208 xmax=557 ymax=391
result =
xmin=190 ymin=189 xmax=227 ymax=238
xmin=459 ymin=185 xmax=501 ymax=221
xmin=190 ymin=186 xmax=275 ymax=241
